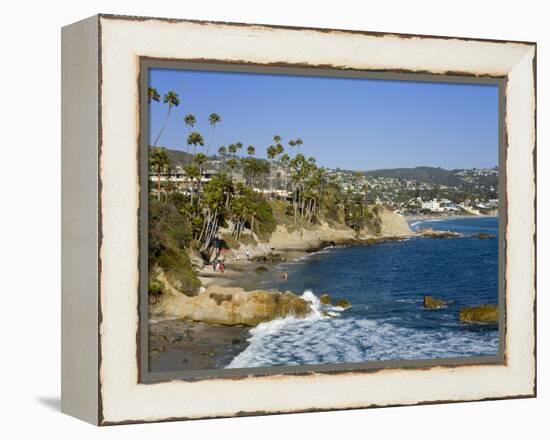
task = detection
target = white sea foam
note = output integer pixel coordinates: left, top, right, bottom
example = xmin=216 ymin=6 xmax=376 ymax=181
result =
xmin=395 ymin=298 xmax=423 ymax=304
xmin=226 ymin=291 xmax=498 ymax=369
xmin=297 ymin=249 xmax=332 ymax=261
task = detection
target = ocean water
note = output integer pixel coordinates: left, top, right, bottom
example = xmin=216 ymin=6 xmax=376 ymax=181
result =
xmin=227 ymin=216 xmax=499 ymax=369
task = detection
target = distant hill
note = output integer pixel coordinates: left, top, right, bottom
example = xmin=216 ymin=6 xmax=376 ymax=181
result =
xmin=157 ymin=150 xmax=496 ymax=188
xmin=163 ymin=148 xmax=193 ymax=167
xmin=153 ymin=147 xmax=217 ymax=167
xmin=364 ymin=166 xmax=462 ymax=186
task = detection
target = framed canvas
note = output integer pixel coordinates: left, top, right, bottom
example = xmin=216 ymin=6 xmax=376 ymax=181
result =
xmin=61 ymin=14 xmax=537 ymax=425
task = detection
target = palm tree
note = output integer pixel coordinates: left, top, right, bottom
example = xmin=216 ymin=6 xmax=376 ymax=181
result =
xmin=235 ymin=142 xmax=243 ymax=156
xmin=187 ymin=131 xmax=205 ymax=158
xmin=228 ymin=143 xmax=237 ymax=156
xmin=295 ymin=138 xmax=303 ymax=153
xmin=197 ymin=174 xmax=229 ymax=253
xmin=242 ymin=157 xmax=269 ymax=190
xmin=153 ymin=91 xmax=180 ymax=147
xmin=345 ymin=206 xmax=367 ymax=235
xmin=183 ymin=114 xmax=196 ymax=163
xmin=206 ymin=113 xmax=221 ymax=155
xmin=148 ymin=87 xmax=160 ymax=103
xmin=149 ymin=147 xmax=170 ymax=201
xmin=184 ymin=164 xmax=200 ymax=204
xmin=195 ymin=152 xmax=207 ymax=200
xmin=288 ymin=139 xmax=296 ymax=158
xmin=227 ymin=158 xmax=238 ymax=179
xmin=247 ymin=145 xmax=255 ymax=156
xmin=280 ymin=153 xmax=290 ymax=198
xmin=218 ymin=146 xmax=227 ymax=172
xmin=184 ymin=114 xmax=196 ymax=132
xmin=274 ymin=143 xmax=285 ymax=198
xmin=267 ymin=145 xmax=277 ymax=162
xmin=267 ymin=145 xmax=277 ymax=198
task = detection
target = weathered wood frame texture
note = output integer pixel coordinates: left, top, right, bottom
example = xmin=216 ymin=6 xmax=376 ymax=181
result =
xmin=61 ymin=14 xmax=536 ymax=425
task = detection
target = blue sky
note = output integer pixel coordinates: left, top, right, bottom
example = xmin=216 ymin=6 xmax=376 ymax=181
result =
xmin=149 ymin=68 xmax=498 ymax=171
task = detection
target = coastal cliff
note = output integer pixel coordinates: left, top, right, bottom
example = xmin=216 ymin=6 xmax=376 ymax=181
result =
xmin=150 ymin=206 xmax=413 ymax=325
xmin=228 ymin=207 xmax=414 ymax=260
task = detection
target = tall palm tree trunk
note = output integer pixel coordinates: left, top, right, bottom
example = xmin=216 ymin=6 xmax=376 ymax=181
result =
xmin=197 ymin=165 xmax=203 ymax=204
xmin=153 ymin=105 xmax=172 ymax=147
xmin=186 ymin=127 xmax=191 ymax=164
xmin=156 ymin=172 xmax=161 ymax=201
xmin=206 ymin=126 xmax=216 ymax=156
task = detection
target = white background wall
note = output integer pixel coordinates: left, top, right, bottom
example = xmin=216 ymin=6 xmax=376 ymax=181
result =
xmin=0 ymin=0 xmax=546 ymax=437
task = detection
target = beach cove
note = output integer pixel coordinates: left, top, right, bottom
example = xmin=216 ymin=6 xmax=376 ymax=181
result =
xmin=149 ymin=214 xmax=499 ymax=370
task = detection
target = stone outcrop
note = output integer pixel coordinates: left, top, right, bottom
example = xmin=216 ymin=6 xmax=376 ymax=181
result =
xmin=419 ymin=228 xmax=461 ymax=238
xmin=459 ymin=304 xmax=499 ymax=323
xmin=473 ymin=233 xmax=495 ymax=240
xmin=335 ymin=299 xmax=351 ymax=309
xmin=151 ymin=281 xmax=312 ymax=326
xmin=423 ymin=296 xmax=447 ymax=309
xmin=320 ymin=294 xmax=332 ymax=305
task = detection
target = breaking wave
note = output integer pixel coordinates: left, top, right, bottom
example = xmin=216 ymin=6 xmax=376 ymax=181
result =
xmin=226 ymin=290 xmax=498 ymax=369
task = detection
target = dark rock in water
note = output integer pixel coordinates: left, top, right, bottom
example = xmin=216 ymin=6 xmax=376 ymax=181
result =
xmin=320 ymin=293 xmax=332 ymax=305
xmin=473 ymin=233 xmax=495 ymax=240
xmin=231 ymin=338 xmax=241 ymax=344
xmin=419 ymin=228 xmax=461 ymax=238
xmin=335 ymin=299 xmax=351 ymax=309
xmin=423 ymin=296 xmax=447 ymax=309
xmin=254 ymin=266 xmax=269 ymax=274
xmin=459 ymin=304 xmax=498 ymax=323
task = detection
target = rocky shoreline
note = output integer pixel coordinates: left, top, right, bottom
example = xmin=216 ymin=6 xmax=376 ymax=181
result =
xmin=149 ymin=319 xmax=251 ymax=371
xmin=147 ymin=209 xmax=468 ymax=371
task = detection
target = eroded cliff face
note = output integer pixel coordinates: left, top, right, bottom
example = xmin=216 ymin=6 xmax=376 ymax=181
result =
xmin=378 ymin=208 xmax=414 ymax=237
xmin=151 ymin=273 xmax=311 ymax=326
xmin=266 ymin=208 xmax=413 ymax=251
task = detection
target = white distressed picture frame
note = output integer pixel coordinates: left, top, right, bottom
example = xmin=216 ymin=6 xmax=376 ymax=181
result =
xmin=61 ymin=14 xmax=536 ymax=425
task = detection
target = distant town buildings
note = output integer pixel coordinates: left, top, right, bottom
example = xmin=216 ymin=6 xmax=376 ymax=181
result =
xmin=149 ymin=159 xmax=499 ymax=215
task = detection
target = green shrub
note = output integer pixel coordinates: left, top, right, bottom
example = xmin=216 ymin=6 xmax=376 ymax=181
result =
xmin=148 ymin=280 xmax=165 ymax=296
xmin=249 ymin=194 xmax=275 ymax=241
xmin=148 ymin=197 xmax=200 ymax=296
